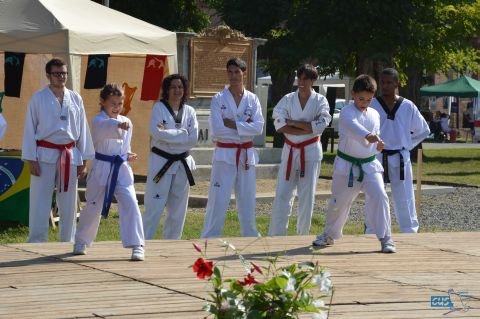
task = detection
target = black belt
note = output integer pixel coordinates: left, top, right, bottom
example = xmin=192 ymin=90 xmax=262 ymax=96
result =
xmin=381 ymin=149 xmax=404 ymax=183
xmin=151 ymin=147 xmax=195 ymax=186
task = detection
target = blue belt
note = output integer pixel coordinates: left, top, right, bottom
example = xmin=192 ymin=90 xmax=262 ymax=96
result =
xmin=95 ymin=152 xmax=128 ymax=218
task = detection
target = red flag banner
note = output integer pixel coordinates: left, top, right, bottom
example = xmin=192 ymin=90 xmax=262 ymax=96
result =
xmin=141 ymin=55 xmax=167 ymax=101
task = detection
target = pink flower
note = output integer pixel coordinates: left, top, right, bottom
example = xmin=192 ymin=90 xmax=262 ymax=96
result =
xmin=193 ymin=258 xmax=213 ymax=279
xmin=193 ymin=242 xmax=202 ymax=253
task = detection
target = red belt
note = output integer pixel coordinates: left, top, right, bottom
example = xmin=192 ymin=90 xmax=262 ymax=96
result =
xmin=37 ymin=140 xmax=75 ymax=192
xmin=284 ymin=136 xmax=319 ymax=180
xmin=216 ymin=141 xmax=253 ymax=170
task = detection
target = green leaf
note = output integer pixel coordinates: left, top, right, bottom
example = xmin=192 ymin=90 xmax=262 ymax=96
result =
xmin=303 ymin=305 xmax=321 ymax=313
xmin=213 ymin=266 xmax=221 ymax=278
xmin=274 ymin=276 xmax=288 ymax=289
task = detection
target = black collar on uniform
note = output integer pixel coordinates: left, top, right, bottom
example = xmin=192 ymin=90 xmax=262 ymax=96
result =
xmin=161 ymin=99 xmax=184 ymax=124
xmin=376 ymin=96 xmax=404 ymax=120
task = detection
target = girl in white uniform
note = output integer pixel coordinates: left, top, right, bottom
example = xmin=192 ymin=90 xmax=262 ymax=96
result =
xmin=73 ymin=84 xmax=145 ymax=261
xmin=313 ymin=75 xmax=396 ymax=253
xmin=143 ymin=74 xmax=198 ymax=240
xmin=201 ymin=58 xmax=264 ymax=238
xmin=268 ymin=64 xmax=331 ymax=236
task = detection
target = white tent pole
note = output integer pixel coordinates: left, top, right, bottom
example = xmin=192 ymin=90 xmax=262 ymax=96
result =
xmin=58 ymin=54 xmax=81 ymax=92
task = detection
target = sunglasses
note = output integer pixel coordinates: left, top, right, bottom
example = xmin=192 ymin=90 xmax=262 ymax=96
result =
xmin=49 ymin=71 xmax=68 ymax=77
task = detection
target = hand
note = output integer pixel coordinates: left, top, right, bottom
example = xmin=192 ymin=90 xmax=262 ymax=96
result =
xmin=157 ymin=123 xmax=165 ymax=130
xmin=365 ymin=133 xmax=382 ymax=144
xmin=77 ymin=163 xmax=87 ymax=178
xmin=376 ymin=140 xmax=385 ymax=151
xmin=118 ymin=122 xmax=130 ymax=131
xmin=28 ymin=160 xmax=41 ymax=176
xmin=223 ymin=118 xmax=237 ymax=129
xmin=128 ymin=152 xmax=138 ymax=162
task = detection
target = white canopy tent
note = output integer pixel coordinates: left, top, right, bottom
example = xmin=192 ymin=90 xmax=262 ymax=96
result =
xmin=0 ymin=0 xmax=177 ymax=90
xmin=0 ymin=0 xmax=178 ymax=174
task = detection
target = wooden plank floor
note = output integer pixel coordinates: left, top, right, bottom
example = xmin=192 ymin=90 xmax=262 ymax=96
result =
xmin=1 ymin=232 xmax=479 ymax=319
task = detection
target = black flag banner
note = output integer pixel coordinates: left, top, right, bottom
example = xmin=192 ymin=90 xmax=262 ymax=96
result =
xmin=0 ymin=91 xmax=4 ymax=113
xmin=84 ymin=54 xmax=110 ymax=89
xmin=4 ymin=52 xmax=26 ymax=97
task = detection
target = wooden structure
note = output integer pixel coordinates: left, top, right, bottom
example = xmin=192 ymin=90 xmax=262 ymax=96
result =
xmin=1 ymin=232 xmax=479 ymax=318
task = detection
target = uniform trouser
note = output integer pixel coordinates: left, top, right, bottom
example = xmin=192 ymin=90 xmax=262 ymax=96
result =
xmin=74 ymin=179 xmax=144 ymax=248
xmin=324 ymin=172 xmax=392 ymax=240
xmin=143 ymin=168 xmax=190 ymax=240
xmin=201 ymin=161 xmax=258 ymax=238
xmin=387 ymin=158 xmax=419 ymax=233
xmin=28 ymin=162 xmax=78 ymax=243
xmin=268 ymin=160 xmax=319 ymax=236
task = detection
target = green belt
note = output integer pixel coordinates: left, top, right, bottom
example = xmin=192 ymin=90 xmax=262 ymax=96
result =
xmin=337 ymin=150 xmax=376 ymax=187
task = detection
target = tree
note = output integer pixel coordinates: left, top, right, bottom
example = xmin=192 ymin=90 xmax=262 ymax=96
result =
xmin=208 ymin=0 xmax=480 ymax=107
xmin=92 ymin=0 xmax=210 ymax=32
xmin=396 ymin=1 xmax=480 ymax=103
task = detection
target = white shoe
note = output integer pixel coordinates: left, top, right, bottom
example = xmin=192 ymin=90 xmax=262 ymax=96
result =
xmin=312 ymin=233 xmax=334 ymax=247
xmin=73 ymin=243 xmax=87 ymax=255
xmin=131 ymin=246 xmax=145 ymax=261
xmin=380 ymin=238 xmax=396 ymax=253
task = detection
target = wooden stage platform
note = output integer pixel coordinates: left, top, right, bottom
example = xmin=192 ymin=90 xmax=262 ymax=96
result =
xmin=1 ymin=232 xmax=479 ymax=319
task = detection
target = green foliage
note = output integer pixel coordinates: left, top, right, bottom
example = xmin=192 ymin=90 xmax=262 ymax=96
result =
xmin=208 ymin=0 xmax=480 ymax=103
xmin=192 ymin=239 xmax=331 ymax=318
xmin=106 ymin=0 xmax=210 ymax=32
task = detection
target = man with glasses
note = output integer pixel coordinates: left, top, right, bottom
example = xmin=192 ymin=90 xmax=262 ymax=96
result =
xmin=22 ymin=58 xmax=94 ymax=242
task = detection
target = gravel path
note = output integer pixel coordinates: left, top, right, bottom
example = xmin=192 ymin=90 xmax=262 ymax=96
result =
xmin=187 ymin=187 xmax=480 ymax=232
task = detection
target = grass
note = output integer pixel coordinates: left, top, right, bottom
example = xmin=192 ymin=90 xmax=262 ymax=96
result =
xmin=0 ymin=211 xmax=365 ymax=244
xmin=417 ymin=148 xmax=480 ymax=186
xmin=1 ymin=148 xmax=478 ymax=244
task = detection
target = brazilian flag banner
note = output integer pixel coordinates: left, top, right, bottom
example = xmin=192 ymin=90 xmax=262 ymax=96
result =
xmin=0 ymin=152 xmax=29 ymax=225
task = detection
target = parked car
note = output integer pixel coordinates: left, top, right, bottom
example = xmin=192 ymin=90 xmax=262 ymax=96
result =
xmin=329 ymin=99 xmax=346 ymax=133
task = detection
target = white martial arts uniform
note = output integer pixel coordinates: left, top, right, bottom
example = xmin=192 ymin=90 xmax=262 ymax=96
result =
xmin=74 ymin=111 xmax=144 ymax=248
xmin=371 ymin=96 xmax=430 ymax=233
xmin=143 ymin=101 xmax=198 ymax=239
xmin=268 ymin=90 xmax=331 ymax=236
xmin=22 ymin=86 xmax=94 ymax=243
xmin=323 ymin=103 xmax=392 ymax=241
xmin=0 ymin=114 xmax=6 ymax=140
xmin=201 ymin=87 xmax=264 ymax=238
